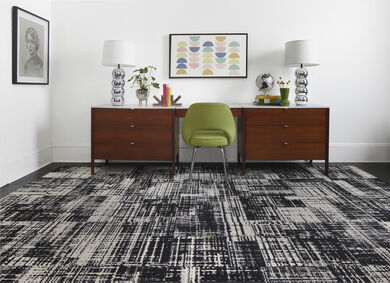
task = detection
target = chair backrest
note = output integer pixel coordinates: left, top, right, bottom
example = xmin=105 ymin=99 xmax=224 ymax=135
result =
xmin=182 ymin=102 xmax=236 ymax=146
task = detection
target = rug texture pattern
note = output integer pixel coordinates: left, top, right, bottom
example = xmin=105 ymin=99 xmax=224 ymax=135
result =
xmin=0 ymin=165 xmax=390 ymax=282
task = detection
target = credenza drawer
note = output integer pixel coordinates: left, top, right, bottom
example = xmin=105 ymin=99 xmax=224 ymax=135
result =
xmin=93 ymin=108 xmax=172 ymax=128
xmin=246 ymin=108 xmax=327 ymax=126
xmin=94 ymin=144 xmax=172 ymax=160
xmin=94 ymin=128 xmax=171 ymax=144
xmin=246 ymin=142 xmax=326 ymax=160
xmin=246 ymin=125 xmax=326 ymax=143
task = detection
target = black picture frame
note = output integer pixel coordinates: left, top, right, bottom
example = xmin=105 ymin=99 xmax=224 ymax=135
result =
xmin=169 ymin=33 xmax=248 ymax=78
xmin=12 ymin=6 xmax=50 ymax=85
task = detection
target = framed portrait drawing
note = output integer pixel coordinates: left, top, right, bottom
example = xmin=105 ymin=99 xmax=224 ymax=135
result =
xmin=169 ymin=33 xmax=248 ymax=78
xmin=12 ymin=6 xmax=49 ymax=85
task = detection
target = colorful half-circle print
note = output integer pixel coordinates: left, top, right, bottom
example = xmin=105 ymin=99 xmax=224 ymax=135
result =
xmin=176 ymin=69 xmax=187 ymax=75
xmin=229 ymin=70 xmax=240 ymax=76
xmin=189 ymin=41 xmax=200 ymax=46
xmin=190 ymin=36 xmax=200 ymax=41
xmin=229 ymin=64 xmax=239 ymax=70
xmin=177 ymin=63 xmax=187 ymax=69
xmin=202 ymin=64 xmax=214 ymax=69
xmin=203 ymin=41 xmax=214 ymax=47
xmin=228 ymin=59 xmax=240 ymax=64
xmin=202 ymin=53 xmax=213 ymax=58
xmin=177 ymin=52 xmax=187 ymax=58
xmin=202 ymin=47 xmax=213 ymax=52
xmin=215 ymin=47 xmax=226 ymax=52
xmin=178 ymin=41 xmax=188 ymax=47
xmin=189 ymin=53 xmax=200 ymax=57
xmin=215 ymin=41 xmax=226 ymax=47
xmin=228 ymin=53 xmax=240 ymax=58
xmin=216 ymin=58 xmax=226 ymax=64
xmin=176 ymin=46 xmax=188 ymax=52
xmin=215 ymin=36 xmax=226 ymax=41
xmin=229 ymin=47 xmax=240 ymax=53
xmin=215 ymin=52 xmax=226 ymax=58
xmin=229 ymin=41 xmax=240 ymax=47
xmin=202 ymin=69 xmax=213 ymax=75
xmin=202 ymin=58 xmax=213 ymax=64
xmin=216 ymin=64 xmax=226 ymax=69
xmin=189 ymin=47 xmax=200 ymax=52
xmin=189 ymin=57 xmax=200 ymax=63
xmin=189 ymin=63 xmax=200 ymax=69
xmin=177 ymin=58 xmax=188 ymax=63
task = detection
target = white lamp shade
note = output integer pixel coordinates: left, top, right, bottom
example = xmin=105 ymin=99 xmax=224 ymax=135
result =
xmin=102 ymin=40 xmax=136 ymax=67
xmin=285 ymin=40 xmax=319 ymax=67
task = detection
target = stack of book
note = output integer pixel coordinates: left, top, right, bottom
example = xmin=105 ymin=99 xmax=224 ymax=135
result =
xmin=163 ymin=84 xmax=172 ymax=107
xmin=255 ymin=95 xmax=281 ymax=105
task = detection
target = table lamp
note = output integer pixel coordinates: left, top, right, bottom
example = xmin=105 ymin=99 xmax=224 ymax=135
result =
xmin=285 ymin=40 xmax=319 ymax=106
xmin=102 ymin=40 xmax=136 ymax=106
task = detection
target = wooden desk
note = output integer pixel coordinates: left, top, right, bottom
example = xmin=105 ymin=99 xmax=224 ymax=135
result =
xmin=91 ymin=104 xmax=329 ymax=175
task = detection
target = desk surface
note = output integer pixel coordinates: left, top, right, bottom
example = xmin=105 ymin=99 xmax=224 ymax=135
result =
xmin=92 ymin=103 xmax=329 ymax=109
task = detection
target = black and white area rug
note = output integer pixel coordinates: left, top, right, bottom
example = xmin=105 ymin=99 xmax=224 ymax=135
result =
xmin=1 ymin=164 xmax=390 ymax=282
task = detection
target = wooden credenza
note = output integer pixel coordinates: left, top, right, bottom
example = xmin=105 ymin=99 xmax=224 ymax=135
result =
xmin=242 ymin=106 xmax=329 ymax=175
xmin=91 ymin=107 xmax=178 ymax=175
xmin=91 ymin=104 xmax=329 ymax=176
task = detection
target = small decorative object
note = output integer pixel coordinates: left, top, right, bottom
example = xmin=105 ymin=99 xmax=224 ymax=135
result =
xmin=255 ymin=95 xmax=281 ymax=105
xmin=128 ymin=66 xmax=160 ymax=106
xmin=256 ymin=73 xmax=275 ymax=95
xmin=102 ymin=40 xmax=136 ymax=106
xmin=12 ymin=6 xmax=49 ymax=85
xmin=169 ymin=33 xmax=248 ymax=78
xmin=277 ymin=77 xmax=291 ymax=106
xmin=153 ymin=95 xmax=182 ymax=106
xmin=254 ymin=73 xmax=280 ymax=105
xmin=285 ymin=40 xmax=319 ymax=105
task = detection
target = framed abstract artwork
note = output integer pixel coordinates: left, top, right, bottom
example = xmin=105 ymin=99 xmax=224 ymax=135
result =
xmin=12 ymin=6 xmax=49 ymax=85
xmin=169 ymin=33 xmax=248 ymax=78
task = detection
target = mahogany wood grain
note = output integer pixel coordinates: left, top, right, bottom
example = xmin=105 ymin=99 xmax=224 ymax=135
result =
xmin=246 ymin=142 xmax=326 ymax=160
xmin=246 ymin=125 xmax=326 ymax=143
xmin=246 ymin=108 xmax=327 ymax=126
xmin=94 ymin=128 xmax=171 ymax=144
xmin=93 ymin=108 xmax=172 ymax=128
xmin=94 ymin=144 xmax=172 ymax=160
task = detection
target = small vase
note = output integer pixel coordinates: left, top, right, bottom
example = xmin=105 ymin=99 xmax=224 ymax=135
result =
xmin=136 ymin=89 xmax=150 ymax=106
xmin=279 ymin=88 xmax=290 ymax=106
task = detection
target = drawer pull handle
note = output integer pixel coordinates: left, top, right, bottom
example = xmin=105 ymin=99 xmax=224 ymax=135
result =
xmin=283 ymin=142 xmax=289 ymax=145
xmin=130 ymin=142 xmax=135 ymax=145
xmin=130 ymin=125 xmax=136 ymax=128
xmin=283 ymin=124 xmax=289 ymax=128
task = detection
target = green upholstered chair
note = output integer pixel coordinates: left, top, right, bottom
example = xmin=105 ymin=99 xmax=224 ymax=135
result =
xmin=182 ymin=103 xmax=236 ymax=181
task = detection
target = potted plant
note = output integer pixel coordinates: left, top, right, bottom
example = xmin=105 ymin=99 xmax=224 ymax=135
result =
xmin=128 ymin=66 xmax=160 ymax=106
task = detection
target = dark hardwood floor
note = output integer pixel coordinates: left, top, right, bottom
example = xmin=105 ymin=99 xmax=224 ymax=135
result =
xmin=1 ymin=162 xmax=389 ymax=199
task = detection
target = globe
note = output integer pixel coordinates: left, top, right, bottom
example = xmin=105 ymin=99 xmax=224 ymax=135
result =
xmin=256 ymin=73 xmax=275 ymax=94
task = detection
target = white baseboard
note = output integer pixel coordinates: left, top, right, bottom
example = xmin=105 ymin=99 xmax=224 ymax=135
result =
xmin=52 ymin=143 xmax=390 ymax=163
xmin=6 ymin=146 xmax=52 ymax=184
xmin=330 ymin=143 xmax=390 ymax=162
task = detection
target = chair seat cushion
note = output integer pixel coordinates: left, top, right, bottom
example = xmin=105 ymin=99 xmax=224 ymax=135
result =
xmin=189 ymin=129 xmax=229 ymax=147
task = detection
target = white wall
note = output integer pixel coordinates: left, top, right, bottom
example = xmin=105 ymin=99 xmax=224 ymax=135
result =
xmin=48 ymin=0 xmax=389 ymax=163
xmin=0 ymin=0 xmax=52 ymax=187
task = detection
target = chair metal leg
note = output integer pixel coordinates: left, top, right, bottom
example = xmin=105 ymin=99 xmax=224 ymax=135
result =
xmin=189 ymin=147 xmax=199 ymax=181
xmin=219 ymin=147 xmax=228 ymax=181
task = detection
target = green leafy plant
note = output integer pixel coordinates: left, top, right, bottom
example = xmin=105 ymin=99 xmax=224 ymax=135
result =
xmin=128 ymin=66 xmax=160 ymax=90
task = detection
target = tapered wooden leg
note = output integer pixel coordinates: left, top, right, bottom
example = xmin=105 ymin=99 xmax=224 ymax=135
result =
xmin=325 ymin=159 xmax=329 ymax=176
xmin=91 ymin=159 xmax=95 ymax=175
xmin=105 ymin=160 xmax=109 ymax=166
xmin=309 ymin=160 xmax=313 ymax=165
